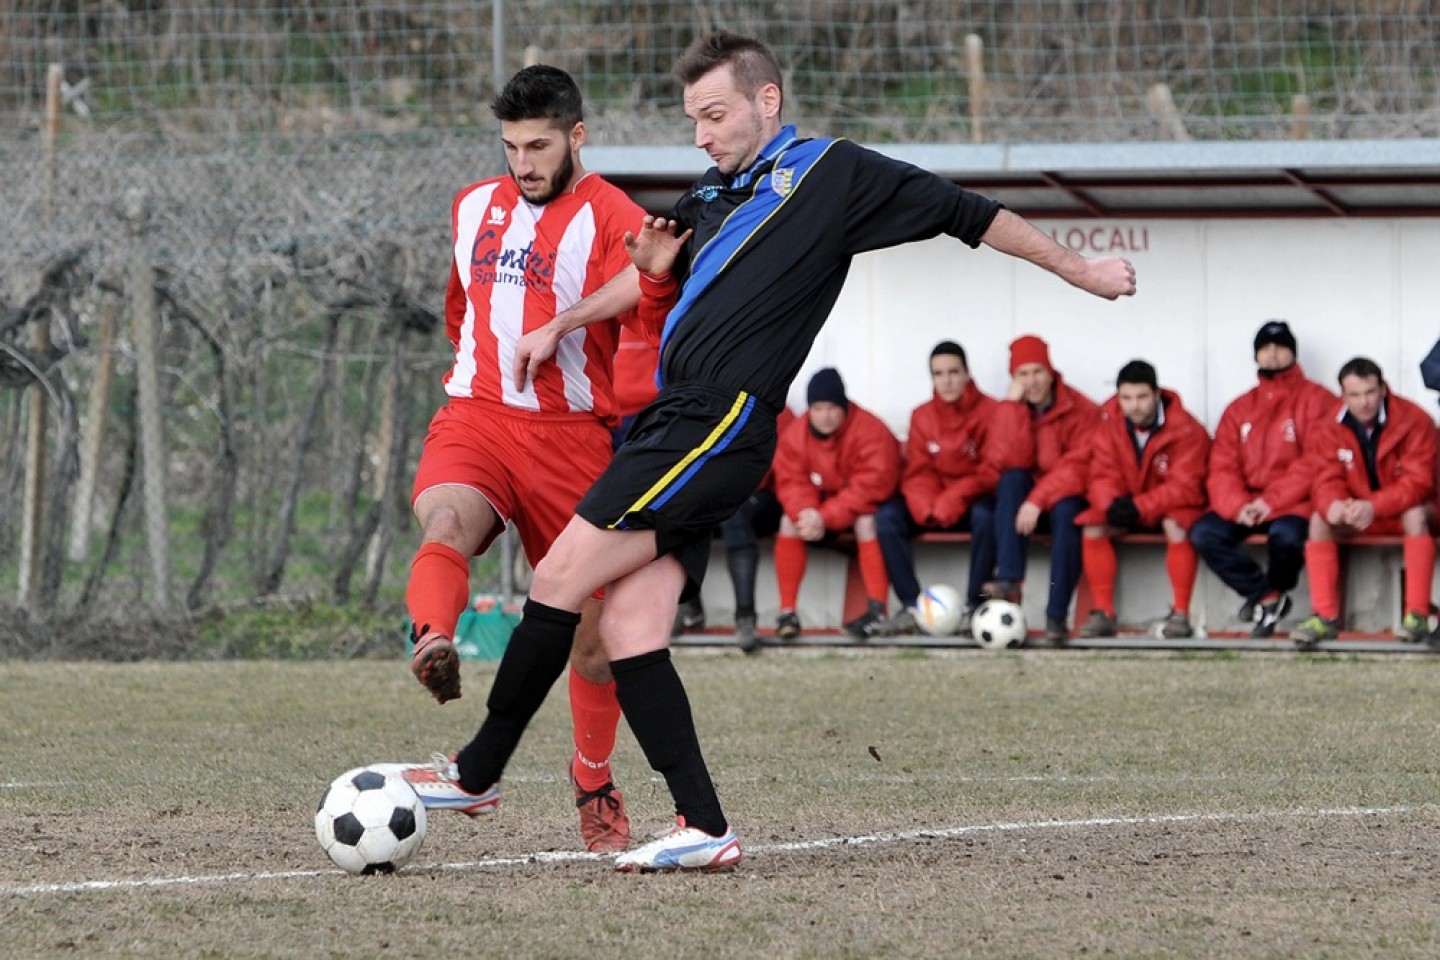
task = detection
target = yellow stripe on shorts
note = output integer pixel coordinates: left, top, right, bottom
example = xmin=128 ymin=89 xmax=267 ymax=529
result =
xmin=610 ymin=390 xmax=751 ymax=528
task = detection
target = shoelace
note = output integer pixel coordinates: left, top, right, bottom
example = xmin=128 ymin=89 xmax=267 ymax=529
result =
xmin=427 ymin=752 xmax=460 ymax=781
xmin=574 ymin=781 xmax=621 ymax=813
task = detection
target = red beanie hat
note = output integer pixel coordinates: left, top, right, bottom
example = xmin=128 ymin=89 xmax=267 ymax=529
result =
xmin=1009 ymin=335 xmax=1053 ymax=375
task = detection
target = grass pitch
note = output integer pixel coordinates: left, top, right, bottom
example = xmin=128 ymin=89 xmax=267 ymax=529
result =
xmin=2 ymin=649 xmax=1438 ymax=958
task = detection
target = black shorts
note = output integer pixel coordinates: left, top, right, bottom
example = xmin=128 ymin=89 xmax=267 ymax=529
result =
xmin=577 ymin=381 xmax=778 ymax=597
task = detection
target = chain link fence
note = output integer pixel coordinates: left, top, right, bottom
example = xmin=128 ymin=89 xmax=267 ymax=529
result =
xmin=1 ymin=1 xmax=1437 ymax=630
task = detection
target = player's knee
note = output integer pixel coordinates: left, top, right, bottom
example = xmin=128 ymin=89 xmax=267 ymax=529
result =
xmin=1400 ymin=504 xmax=1431 ymax=536
xmin=853 ymin=514 xmax=877 ymax=540
xmin=1188 ymin=513 xmax=1223 ymax=551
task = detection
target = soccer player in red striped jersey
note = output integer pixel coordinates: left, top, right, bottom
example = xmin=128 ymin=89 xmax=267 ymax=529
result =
xmin=401 ymin=65 xmax=651 ymax=854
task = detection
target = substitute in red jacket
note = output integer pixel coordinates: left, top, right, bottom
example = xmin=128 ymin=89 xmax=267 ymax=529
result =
xmin=774 ymin=368 xmax=901 ymax=639
xmin=1074 ymin=361 xmax=1211 ymax=639
xmin=972 ymin=334 xmax=1101 ymax=642
xmin=1190 ymin=321 xmax=1336 ymax=637
xmin=1290 ymin=357 xmax=1438 ymax=646
xmin=876 ymin=341 xmax=999 ymax=633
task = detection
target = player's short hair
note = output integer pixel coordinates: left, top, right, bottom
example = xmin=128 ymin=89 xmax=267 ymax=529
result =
xmin=930 ymin=340 xmax=968 ymax=370
xmin=675 ymin=31 xmax=784 ymax=100
xmin=1338 ymin=356 xmax=1384 ymax=385
xmin=491 ymin=65 xmax=584 ymax=129
xmin=1116 ymin=359 xmax=1158 ymax=390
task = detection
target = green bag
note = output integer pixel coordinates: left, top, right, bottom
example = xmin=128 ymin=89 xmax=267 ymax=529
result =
xmin=404 ymin=596 xmax=520 ymax=662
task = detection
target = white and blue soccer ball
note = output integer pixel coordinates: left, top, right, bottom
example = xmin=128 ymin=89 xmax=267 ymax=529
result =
xmin=315 ymin=766 xmax=427 ymax=875
xmin=971 ymin=599 xmax=1027 ymax=650
xmin=916 ymin=583 xmax=965 ymax=636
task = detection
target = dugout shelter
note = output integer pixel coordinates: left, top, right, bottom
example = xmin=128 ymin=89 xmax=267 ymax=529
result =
xmin=590 ymin=139 xmax=1440 ymax=637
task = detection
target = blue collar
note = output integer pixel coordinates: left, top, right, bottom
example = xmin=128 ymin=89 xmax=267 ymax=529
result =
xmin=729 ymin=124 xmax=799 ymax=189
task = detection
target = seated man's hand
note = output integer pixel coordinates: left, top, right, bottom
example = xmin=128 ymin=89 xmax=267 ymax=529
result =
xmin=1236 ymin=498 xmax=1271 ymax=527
xmin=1325 ymin=499 xmax=1351 ymax=527
xmin=1106 ymin=495 xmax=1141 ymax=531
xmin=1015 ymin=501 xmax=1041 ymax=535
xmin=796 ymin=507 xmax=825 ymax=541
xmin=1343 ymin=499 xmax=1376 ymax=530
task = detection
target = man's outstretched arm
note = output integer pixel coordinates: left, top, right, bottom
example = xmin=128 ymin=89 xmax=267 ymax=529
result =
xmin=980 ymin=208 xmax=1137 ymax=300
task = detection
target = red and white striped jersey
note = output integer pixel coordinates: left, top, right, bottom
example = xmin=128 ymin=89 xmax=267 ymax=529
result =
xmin=442 ymin=171 xmax=645 ymax=423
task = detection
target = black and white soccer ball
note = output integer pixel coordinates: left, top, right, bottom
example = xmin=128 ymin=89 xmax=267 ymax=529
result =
xmin=315 ymin=766 xmax=427 ymax=875
xmin=971 ymin=599 xmax=1027 ymax=650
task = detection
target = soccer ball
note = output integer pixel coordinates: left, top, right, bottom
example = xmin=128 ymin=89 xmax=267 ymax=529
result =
xmin=915 ymin=583 xmax=965 ymax=635
xmin=971 ymin=599 xmax=1027 ymax=650
xmin=315 ymin=766 xmax=427 ymax=875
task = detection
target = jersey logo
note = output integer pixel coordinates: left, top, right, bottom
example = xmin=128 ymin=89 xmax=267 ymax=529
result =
xmin=1154 ymin=452 xmax=1170 ymax=475
xmin=1282 ymin=418 xmax=1297 ymax=443
xmin=926 ymin=441 xmax=941 ymax=455
xmin=810 ymin=471 xmax=823 ymax=487
xmin=1337 ymin=448 xmax=1354 ymax=466
xmin=692 ymin=184 xmax=720 ymax=202
xmin=1239 ymin=422 xmax=1252 ymax=443
xmin=769 ymin=167 xmax=795 ymax=197
xmin=487 ymin=205 xmax=506 ymax=225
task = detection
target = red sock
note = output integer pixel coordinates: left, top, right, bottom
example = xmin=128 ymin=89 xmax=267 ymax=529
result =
xmin=569 ymin=667 xmax=621 ymax=792
xmin=405 ymin=541 xmax=470 ymax=639
xmin=1081 ymin=536 xmax=1117 ymax=615
xmin=1166 ymin=540 xmax=1198 ymax=614
xmin=774 ymin=534 xmax=807 ymax=610
xmin=1403 ymin=535 xmax=1436 ymax=615
xmin=857 ymin=538 xmax=889 ymax=605
xmin=1305 ymin=539 xmax=1341 ymax=620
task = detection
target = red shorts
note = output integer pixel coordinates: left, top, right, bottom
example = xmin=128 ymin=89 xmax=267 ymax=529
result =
xmin=412 ymin=398 xmax=611 ymax=566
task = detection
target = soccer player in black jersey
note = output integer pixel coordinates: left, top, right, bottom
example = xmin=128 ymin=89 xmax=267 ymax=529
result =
xmin=414 ymin=32 xmax=1137 ymax=872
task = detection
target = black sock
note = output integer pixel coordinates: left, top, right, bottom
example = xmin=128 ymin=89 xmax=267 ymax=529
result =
xmin=455 ymin=599 xmax=579 ymax=793
xmin=611 ymin=649 xmax=727 ymax=837
xmin=728 ymin=545 xmax=759 ymax=619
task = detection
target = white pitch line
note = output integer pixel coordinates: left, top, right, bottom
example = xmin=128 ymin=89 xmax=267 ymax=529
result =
xmin=0 ymin=804 xmax=1421 ymax=898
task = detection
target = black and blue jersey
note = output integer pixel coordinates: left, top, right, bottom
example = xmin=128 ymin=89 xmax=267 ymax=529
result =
xmin=658 ymin=124 xmax=1002 ymax=411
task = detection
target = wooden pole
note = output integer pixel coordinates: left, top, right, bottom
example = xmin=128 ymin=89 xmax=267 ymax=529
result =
xmin=1290 ymin=94 xmax=1311 ymax=140
xmin=1146 ymin=82 xmax=1191 ymax=142
xmin=964 ymin=34 xmax=986 ymax=144
xmin=19 ymin=64 xmax=64 ymax=608
xmin=123 ymin=188 xmax=172 ymax=612
xmin=69 ymin=298 xmax=118 ymax=562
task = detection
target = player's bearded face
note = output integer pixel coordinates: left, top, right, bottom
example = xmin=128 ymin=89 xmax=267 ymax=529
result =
xmin=510 ymin=145 xmax=574 ymax=205
xmin=501 ymin=118 xmax=580 ymax=205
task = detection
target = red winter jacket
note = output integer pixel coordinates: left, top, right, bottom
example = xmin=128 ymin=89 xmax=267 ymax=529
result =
xmin=987 ymin=375 xmax=1101 ymax=510
xmin=1308 ymin=392 xmax=1437 ymax=520
xmin=757 ymin=406 xmax=799 ymax=492
xmin=775 ymin=403 xmax=901 ymax=531
xmin=902 ymin=381 xmax=999 ymax=527
xmin=1206 ymin=364 xmax=1336 ymax=521
xmin=1075 ymin=389 xmax=1211 ymax=528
